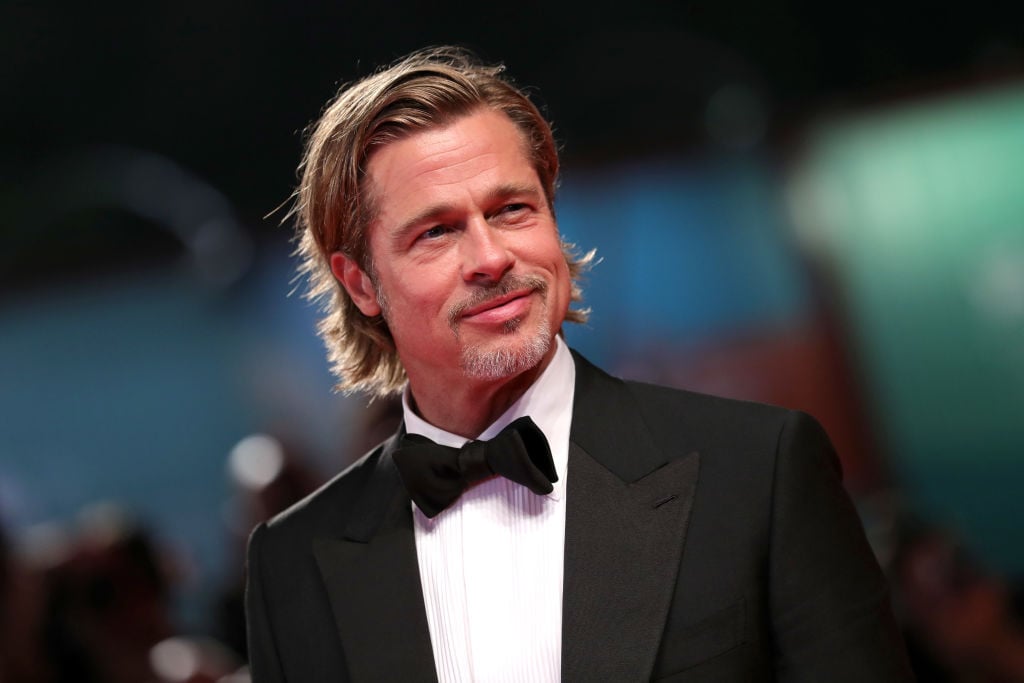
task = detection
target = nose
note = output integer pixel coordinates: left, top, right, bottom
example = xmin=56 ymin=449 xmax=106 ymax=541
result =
xmin=461 ymin=217 xmax=514 ymax=283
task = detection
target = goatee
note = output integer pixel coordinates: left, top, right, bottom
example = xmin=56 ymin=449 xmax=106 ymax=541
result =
xmin=447 ymin=274 xmax=552 ymax=380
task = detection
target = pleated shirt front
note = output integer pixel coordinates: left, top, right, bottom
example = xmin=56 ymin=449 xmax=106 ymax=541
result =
xmin=402 ymin=337 xmax=575 ymax=683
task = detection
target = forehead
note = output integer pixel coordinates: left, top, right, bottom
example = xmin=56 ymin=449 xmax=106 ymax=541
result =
xmin=363 ymin=109 xmax=538 ymax=218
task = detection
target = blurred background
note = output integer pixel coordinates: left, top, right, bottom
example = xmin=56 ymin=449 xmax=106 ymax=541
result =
xmin=3 ymin=2 xmax=1024 ymax=681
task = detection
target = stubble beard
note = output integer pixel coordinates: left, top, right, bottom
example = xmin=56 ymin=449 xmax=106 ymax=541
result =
xmin=449 ymin=274 xmax=553 ymax=381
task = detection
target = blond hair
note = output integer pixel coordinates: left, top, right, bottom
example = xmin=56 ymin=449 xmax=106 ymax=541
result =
xmin=291 ymin=46 xmax=592 ymax=396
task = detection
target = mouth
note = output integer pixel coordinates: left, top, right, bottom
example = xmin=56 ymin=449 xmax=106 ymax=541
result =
xmin=448 ymin=274 xmax=549 ymax=331
xmin=459 ymin=289 xmax=533 ymax=319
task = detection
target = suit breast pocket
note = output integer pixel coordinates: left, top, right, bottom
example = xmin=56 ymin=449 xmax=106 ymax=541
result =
xmin=651 ymin=598 xmax=747 ymax=680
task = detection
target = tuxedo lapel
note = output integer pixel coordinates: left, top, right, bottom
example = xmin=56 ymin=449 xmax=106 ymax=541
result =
xmin=562 ymin=353 xmax=701 ymax=682
xmin=312 ymin=437 xmax=438 ymax=683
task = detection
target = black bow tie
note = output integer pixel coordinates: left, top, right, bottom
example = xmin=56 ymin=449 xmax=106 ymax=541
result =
xmin=393 ymin=416 xmax=558 ymax=518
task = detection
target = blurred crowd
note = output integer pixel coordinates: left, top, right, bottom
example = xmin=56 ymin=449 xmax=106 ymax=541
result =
xmin=0 ymin=504 xmax=244 ymax=683
xmin=0 ymin=399 xmax=402 ymax=683
xmin=2 ymin=394 xmax=1022 ymax=683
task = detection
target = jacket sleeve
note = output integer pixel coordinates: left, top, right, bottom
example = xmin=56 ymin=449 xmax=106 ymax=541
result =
xmin=768 ymin=411 xmax=915 ymax=682
xmin=246 ymin=522 xmax=287 ymax=683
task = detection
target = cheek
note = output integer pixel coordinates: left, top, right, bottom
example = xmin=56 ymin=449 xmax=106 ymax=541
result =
xmin=556 ymin=260 xmax=572 ymax=310
xmin=387 ymin=273 xmax=455 ymax=321
xmin=547 ymin=243 xmax=573 ymax=298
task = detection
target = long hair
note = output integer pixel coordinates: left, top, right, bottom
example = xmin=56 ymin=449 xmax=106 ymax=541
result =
xmin=291 ymin=46 xmax=593 ymax=396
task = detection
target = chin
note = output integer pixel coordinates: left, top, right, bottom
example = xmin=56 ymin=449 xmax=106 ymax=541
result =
xmin=459 ymin=319 xmax=552 ymax=381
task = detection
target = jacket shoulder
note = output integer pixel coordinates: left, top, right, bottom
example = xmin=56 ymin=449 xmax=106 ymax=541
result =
xmin=574 ymin=347 xmax=799 ymax=451
xmin=259 ymin=434 xmax=396 ymax=546
xmin=625 ymin=378 xmax=796 ymax=446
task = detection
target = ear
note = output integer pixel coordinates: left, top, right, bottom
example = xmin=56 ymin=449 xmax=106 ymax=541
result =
xmin=330 ymin=252 xmax=382 ymax=317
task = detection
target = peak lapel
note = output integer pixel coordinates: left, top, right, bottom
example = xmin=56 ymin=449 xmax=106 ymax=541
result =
xmin=562 ymin=353 xmax=701 ymax=681
xmin=562 ymin=444 xmax=699 ymax=682
xmin=312 ymin=443 xmax=438 ymax=683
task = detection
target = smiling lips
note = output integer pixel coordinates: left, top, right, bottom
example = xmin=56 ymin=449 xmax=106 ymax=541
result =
xmin=460 ymin=289 xmax=533 ymax=324
xmin=447 ymin=273 xmax=549 ymax=331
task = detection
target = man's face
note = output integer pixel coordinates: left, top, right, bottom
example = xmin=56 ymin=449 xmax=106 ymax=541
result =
xmin=338 ymin=108 xmax=571 ymax=390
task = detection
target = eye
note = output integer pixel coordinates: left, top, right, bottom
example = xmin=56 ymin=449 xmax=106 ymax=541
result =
xmin=492 ymin=203 xmax=533 ymax=224
xmin=419 ymin=225 xmax=449 ymax=240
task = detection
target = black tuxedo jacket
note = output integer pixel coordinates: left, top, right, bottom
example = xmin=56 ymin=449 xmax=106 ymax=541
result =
xmin=246 ymin=352 xmax=913 ymax=682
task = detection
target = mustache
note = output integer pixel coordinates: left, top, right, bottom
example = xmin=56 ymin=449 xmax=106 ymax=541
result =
xmin=447 ymin=274 xmax=548 ymax=329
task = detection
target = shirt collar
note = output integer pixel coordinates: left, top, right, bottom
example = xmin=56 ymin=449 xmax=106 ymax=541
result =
xmin=401 ymin=336 xmax=575 ymax=501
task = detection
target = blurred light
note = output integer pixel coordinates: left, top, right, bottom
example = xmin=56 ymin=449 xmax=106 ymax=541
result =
xmin=77 ymin=500 xmax=133 ymax=545
xmin=970 ymin=247 xmax=1024 ymax=323
xmin=150 ymin=637 xmax=201 ymax=682
xmin=19 ymin=521 xmax=72 ymax=569
xmin=219 ymin=668 xmax=251 ymax=683
xmin=228 ymin=434 xmax=285 ymax=491
xmin=150 ymin=636 xmax=241 ymax=681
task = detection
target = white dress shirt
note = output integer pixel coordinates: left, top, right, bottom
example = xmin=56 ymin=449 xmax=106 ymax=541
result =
xmin=401 ymin=336 xmax=575 ymax=683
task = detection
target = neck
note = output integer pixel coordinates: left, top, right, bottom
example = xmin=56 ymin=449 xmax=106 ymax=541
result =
xmin=407 ymin=343 xmax=558 ymax=438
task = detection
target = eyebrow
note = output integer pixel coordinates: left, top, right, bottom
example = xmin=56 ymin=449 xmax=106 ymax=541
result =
xmin=391 ymin=182 xmax=544 ymax=242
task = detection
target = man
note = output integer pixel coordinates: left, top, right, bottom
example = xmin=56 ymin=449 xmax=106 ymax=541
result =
xmin=246 ymin=47 xmax=914 ymax=682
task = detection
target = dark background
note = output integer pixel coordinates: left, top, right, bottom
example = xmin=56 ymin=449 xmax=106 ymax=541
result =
xmin=6 ymin=1 xmax=1023 ymax=279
